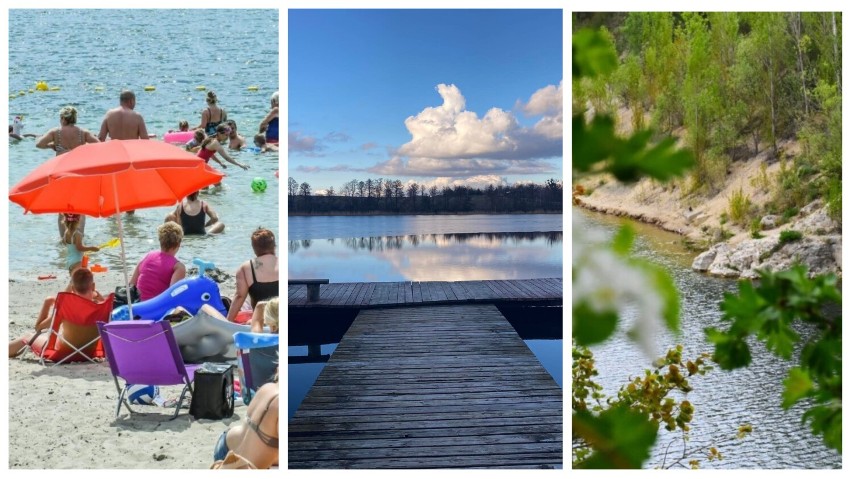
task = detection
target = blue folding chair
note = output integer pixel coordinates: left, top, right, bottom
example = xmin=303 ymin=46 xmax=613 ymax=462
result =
xmin=233 ymin=332 xmax=278 ymax=405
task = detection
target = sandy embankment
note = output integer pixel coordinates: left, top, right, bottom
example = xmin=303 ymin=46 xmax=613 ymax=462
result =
xmin=575 ymin=142 xmax=785 ymax=245
xmin=574 ymin=138 xmax=842 ymax=279
xmin=6 ymin=269 xmax=243 ymax=469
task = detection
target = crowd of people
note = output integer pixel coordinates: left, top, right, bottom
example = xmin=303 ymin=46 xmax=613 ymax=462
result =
xmin=8 ymin=88 xmax=280 ymax=469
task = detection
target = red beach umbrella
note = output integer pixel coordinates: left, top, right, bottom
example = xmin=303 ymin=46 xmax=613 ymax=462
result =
xmin=9 ymin=139 xmax=223 ymax=216
xmin=9 ymin=140 xmax=225 ymax=317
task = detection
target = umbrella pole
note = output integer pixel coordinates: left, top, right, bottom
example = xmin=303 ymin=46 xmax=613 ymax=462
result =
xmin=112 ymin=176 xmax=133 ymax=320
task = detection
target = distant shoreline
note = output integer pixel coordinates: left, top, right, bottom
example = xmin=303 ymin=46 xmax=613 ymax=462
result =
xmin=287 ymin=210 xmax=563 ymax=217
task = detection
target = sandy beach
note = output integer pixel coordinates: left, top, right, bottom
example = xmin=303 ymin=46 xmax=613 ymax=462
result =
xmin=6 ymin=269 xmax=246 ymax=469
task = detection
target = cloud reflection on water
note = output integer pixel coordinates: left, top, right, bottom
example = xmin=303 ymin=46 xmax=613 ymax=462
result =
xmin=288 ymin=231 xmax=562 ymax=282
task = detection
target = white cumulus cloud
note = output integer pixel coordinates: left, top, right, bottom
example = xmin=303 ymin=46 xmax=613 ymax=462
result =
xmin=397 ymin=83 xmax=561 ymax=162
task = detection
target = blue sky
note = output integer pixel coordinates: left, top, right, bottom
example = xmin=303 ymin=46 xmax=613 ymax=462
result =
xmin=289 ymin=9 xmax=563 ymax=194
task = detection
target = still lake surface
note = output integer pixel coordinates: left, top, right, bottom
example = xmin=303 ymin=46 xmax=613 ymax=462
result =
xmin=574 ymin=207 xmax=841 ymax=469
xmin=288 ymin=213 xmax=563 ymax=419
xmin=7 ymin=9 xmax=279 ymax=277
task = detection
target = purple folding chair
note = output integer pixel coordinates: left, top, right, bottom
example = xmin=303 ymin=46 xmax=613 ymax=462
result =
xmin=98 ymin=320 xmax=200 ymax=420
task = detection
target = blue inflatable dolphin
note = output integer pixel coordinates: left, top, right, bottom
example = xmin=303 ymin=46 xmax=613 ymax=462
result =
xmin=111 ymin=276 xmax=227 ymax=321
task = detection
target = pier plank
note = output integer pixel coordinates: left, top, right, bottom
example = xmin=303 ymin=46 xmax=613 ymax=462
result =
xmin=289 ymin=304 xmax=562 ymax=469
xmin=288 ymin=278 xmax=561 ymax=308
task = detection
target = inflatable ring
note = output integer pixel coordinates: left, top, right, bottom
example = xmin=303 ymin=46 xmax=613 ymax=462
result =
xmin=163 ymin=131 xmax=195 ymax=144
xmin=111 ymin=276 xmax=226 ymax=321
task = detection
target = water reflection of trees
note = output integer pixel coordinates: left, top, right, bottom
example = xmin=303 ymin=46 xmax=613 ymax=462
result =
xmin=288 ymin=231 xmax=563 ymax=253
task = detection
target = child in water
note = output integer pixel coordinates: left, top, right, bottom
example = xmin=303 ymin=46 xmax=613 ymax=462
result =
xmin=253 ymin=134 xmax=278 ymax=153
xmin=62 ymin=213 xmax=99 ymax=276
xmin=167 ymin=120 xmax=190 ymax=134
xmin=9 ymin=116 xmax=37 ymax=141
xmin=186 ymin=129 xmax=205 ymax=153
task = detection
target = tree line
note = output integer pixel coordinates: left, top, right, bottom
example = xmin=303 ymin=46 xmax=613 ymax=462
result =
xmin=288 ymin=177 xmax=562 ymax=214
xmin=574 ymin=12 xmax=842 ymax=219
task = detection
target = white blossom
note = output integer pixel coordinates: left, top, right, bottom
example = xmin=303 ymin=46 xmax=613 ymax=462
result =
xmin=573 ymin=216 xmax=665 ymax=357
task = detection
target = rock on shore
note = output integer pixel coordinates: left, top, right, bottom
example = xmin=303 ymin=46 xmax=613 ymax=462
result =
xmin=576 ymin=166 xmax=842 ymax=280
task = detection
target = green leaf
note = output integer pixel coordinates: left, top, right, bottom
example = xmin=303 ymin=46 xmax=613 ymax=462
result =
xmin=573 ymin=114 xmax=616 ymax=172
xmin=758 ymin=318 xmax=800 ymax=359
xmin=782 ymin=368 xmax=813 ymax=409
xmin=573 ymin=405 xmax=658 ymax=469
xmin=802 ymin=401 xmax=842 ymax=453
xmin=718 ymin=282 xmax=764 ymax=334
xmin=573 ymin=302 xmax=618 ymax=346
xmin=649 ymin=264 xmax=680 ymax=333
xmin=705 ymin=327 xmax=751 ymax=370
xmin=573 ymin=28 xmax=618 ymax=79
xmin=612 ymin=224 xmax=635 ymax=255
xmin=634 ymin=137 xmax=695 ymax=181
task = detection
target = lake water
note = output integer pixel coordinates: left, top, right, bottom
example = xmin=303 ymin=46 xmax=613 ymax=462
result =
xmin=288 ymin=214 xmax=564 ymax=419
xmin=574 ymin=207 xmax=841 ymax=469
xmin=7 ymin=9 xmax=279 ymax=276
xmin=289 ymin=214 xmax=563 ymax=282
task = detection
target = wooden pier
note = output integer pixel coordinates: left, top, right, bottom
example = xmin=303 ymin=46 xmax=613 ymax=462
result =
xmin=288 ymin=278 xmax=562 ymax=308
xmin=288 ymin=303 xmax=563 ymax=469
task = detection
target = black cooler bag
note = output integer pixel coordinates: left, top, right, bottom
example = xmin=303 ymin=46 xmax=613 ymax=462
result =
xmin=190 ymin=363 xmax=235 ymax=420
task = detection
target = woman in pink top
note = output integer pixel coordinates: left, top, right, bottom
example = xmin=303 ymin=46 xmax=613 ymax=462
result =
xmin=130 ymin=221 xmax=186 ymax=301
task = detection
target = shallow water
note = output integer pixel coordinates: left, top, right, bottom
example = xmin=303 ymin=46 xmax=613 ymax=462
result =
xmin=8 ymin=9 xmax=279 ymax=276
xmin=574 ymin=207 xmax=841 ymax=469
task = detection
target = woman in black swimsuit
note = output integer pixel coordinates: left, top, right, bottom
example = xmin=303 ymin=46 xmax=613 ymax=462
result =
xmin=194 ymin=90 xmax=227 ymax=136
xmin=226 ymin=228 xmax=279 ymax=322
xmin=166 ymin=191 xmax=225 ymax=235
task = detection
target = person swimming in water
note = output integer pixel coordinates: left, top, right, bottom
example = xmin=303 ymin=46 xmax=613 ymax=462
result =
xmin=226 ymin=119 xmax=246 ymax=150
xmin=253 ymin=134 xmax=278 ymax=152
xmin=165 ymin=191 xmax=225 ymax=235
xmin=258 ymin=91 xmax=278 ymax=144
xmin=195 ymin=90 xmax=228 ymax=136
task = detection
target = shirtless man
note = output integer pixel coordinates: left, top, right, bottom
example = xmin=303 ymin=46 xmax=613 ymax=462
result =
xmin=99 ymin=90 xmax=149 ymax=214
xmin=98 ymin=90 xmax=150 ymax=142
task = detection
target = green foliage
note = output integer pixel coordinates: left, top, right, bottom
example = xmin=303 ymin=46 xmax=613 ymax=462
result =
xmin=574 ymin=405 xmax=658 ymax=469
xmin=573 ymin=28 xmax=619 ymax=79
xmin=750 ymin=218 xmax=764 ymax=239
xmin=705 ymin=266 xmax=842 ymax=452
xmin=782 ymin=207 xmax=799 ymax=221
xmin=573 ymin=29 xmax=694 ymax=184
xmin=750 ymin=162 xmax=771 ymax=192
xmin=573 ymin=345 xmax=718 ymax=469
xmin=572 ymin=344 xmax=605 ymax=413
xmin=779 ymin=229 xmax=803 ymax=244
xmin=727 ymin=186 xmax=751 ymax=226
xmin=573 ymin=302 xmax=618 ymax=346
xmin=692 ymin=147 xmax=730 ymax=194
xmin=573 ymin=115 xmax=694 ymax=184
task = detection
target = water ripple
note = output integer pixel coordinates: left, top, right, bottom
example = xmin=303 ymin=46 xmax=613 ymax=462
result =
xmin=575 ymin=208 xmax=840 ymax=469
